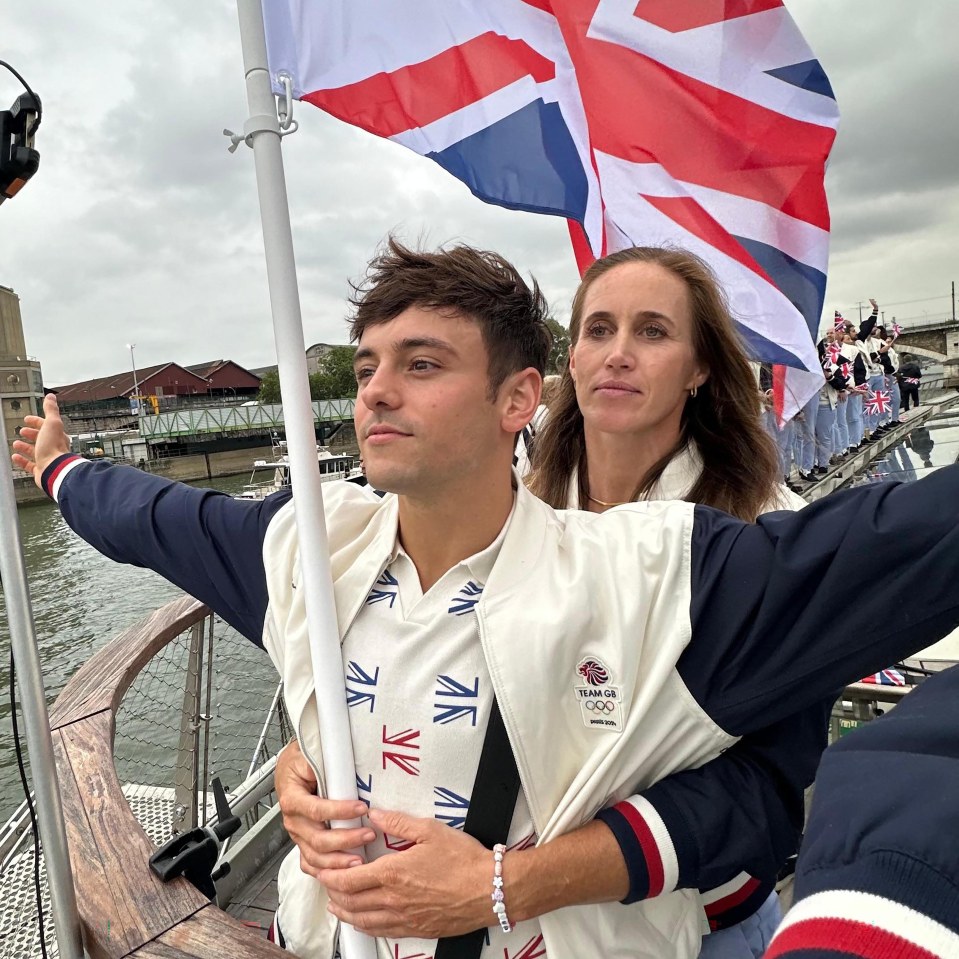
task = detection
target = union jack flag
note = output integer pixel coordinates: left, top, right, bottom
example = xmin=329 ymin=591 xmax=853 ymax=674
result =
xmin=860 ymin=668 xmax=906 ymax=687
xmin=263 ymin=0 xmax=838 ymax=422
xmin=833 ymin=310 xmax=846 ymax=331
xmin=865 ymin=389 xmax=892 ymax=417
xmin=825 ymin=341 xmax=842 ymax=364
xmin=892 ymin=321 xmax=903 ymax=337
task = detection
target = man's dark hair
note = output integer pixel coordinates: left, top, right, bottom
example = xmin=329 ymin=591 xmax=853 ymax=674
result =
xmin=348 ymin=237 xmax=552 ymax=397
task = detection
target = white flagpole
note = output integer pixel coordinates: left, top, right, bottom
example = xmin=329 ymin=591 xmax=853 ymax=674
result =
xmin=234 ymin=3 xmax=376 ymax=957
xmin=0 ymin=451 xmax=84 ymax=959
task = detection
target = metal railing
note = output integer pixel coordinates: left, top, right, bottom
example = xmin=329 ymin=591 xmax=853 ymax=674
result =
xmin=0 ymin=599 xmax=291 ymax=958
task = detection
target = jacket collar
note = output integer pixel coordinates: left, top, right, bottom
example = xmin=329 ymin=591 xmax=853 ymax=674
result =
xmin=564 ymin=442 xmax=701 ymax=507
xmin=333 ymin=470 xmax=546 ymax=624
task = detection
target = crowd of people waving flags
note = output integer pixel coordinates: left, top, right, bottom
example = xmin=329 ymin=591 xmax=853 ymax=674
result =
xmin=761 ymin=299 xmax=924 ymax=492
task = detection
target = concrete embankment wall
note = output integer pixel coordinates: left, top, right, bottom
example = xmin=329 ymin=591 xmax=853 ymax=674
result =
xmin=14 ymin=424 xmax=360 ymax=507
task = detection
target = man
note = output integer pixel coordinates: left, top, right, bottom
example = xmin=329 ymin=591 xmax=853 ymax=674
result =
xmin=13 ymin=240 xmax=959 ymax=959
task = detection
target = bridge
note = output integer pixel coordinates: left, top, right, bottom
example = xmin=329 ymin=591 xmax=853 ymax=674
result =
xmin=137 ymin=399 xmax=355 ymax=441
xmin=890 ymin=318 xmax=959 ymax=365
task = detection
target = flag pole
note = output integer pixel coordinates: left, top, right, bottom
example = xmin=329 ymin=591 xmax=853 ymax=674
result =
xmin=0 ymin=451 xmax=84 ymax=958
xmin=233 ymin=3 xmax=375 ymax=957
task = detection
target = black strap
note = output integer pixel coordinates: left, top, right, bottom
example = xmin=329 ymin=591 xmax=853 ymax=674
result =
xmin=434 ymin=697 xmax=520 ymax=959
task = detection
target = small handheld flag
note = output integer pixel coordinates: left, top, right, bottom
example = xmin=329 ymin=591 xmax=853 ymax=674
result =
xmin=865 ymin=390 xmax=892 ymax=417
xmin=860 ymin=668 xmax=906 ymax=687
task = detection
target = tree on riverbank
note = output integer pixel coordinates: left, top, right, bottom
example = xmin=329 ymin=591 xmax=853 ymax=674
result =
xmin=257 ymin=346 xmax=358 ymax=403
xmin=545 ymin=318 xmax=570 ymax=375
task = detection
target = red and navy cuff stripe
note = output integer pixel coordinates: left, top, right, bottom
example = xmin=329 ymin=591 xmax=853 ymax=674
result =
xmin=595 ymin=796 xmax=678 ymax=903
xmin=40 ymin=454 xmax=86 ymax=501
xmin=702 ymin=873 xmax=773 ymax=932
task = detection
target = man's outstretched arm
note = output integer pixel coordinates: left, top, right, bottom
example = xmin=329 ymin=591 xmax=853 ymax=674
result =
xmin=13 ymin=394 xmax=286 ymax=644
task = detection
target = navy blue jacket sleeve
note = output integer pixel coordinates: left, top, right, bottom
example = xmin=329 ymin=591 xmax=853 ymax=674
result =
xmin=681 ymin=466 xmax=959 ymax=735
xmin=765 ymin=667 xmax=959 ymax=958
xmin=49 ymin=456 xmax=290 ymax=645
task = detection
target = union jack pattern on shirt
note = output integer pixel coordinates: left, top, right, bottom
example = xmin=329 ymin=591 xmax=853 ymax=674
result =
xmin=340 ymin=525 xmax=543 ymax=957
xmin=366 ymin=569 xmax=399 ymax=607
xmin=263 ymin=0 xmax=839 ymax=421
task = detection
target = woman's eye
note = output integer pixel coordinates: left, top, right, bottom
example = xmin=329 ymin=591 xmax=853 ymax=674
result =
xmin=642 ymin=325 xmax=666 ymax=339
xmin=585 ymin=324 xmax=610 ymax=338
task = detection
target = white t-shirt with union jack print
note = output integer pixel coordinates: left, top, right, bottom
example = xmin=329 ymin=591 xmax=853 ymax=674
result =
xmin=341 ymin=501 xmax=546 ymax=959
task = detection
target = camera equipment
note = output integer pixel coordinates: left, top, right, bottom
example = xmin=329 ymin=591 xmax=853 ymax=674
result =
xmin=0 ymin=60 xmax=41 ymax=204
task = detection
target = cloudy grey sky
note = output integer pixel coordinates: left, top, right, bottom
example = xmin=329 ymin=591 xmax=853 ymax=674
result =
xmin=2 ymin=1 xmax=957 ymax=386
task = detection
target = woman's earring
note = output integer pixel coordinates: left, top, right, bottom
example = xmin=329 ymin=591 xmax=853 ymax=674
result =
xmin=690 ymin=385 xmax=698 ymax=398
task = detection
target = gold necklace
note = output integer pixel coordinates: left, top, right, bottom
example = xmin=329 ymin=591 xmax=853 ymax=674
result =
xmin=587 ymin=492 xmax=632 ymax=508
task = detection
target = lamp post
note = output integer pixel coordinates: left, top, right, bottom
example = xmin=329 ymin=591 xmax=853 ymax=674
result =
xmin=126 ymin=343 xmax=146 ymax=465
xmin=126 ymin=343 xmax=140 ymax=414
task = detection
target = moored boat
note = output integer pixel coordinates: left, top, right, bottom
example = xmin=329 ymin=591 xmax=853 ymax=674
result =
xmin=234 ymin=442 xmax=356 ymax=501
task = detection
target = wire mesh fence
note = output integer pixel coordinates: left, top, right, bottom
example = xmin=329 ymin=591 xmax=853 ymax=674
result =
xmin=0 ymin=607 xmax=288 ymax=958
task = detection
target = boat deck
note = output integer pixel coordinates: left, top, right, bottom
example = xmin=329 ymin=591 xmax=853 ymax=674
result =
xmin=225 ymin=841 xmax=290 ymax=940
xmin=0 ymin=783 xmax=288 ymax=958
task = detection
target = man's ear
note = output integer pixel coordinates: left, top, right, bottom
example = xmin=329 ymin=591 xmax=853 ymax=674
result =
xmin=500 ymin=368 xmax=542 ymax=435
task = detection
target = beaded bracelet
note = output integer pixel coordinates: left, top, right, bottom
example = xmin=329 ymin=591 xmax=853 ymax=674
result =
xmin=491 ymin=843 xmax=512 ymax=933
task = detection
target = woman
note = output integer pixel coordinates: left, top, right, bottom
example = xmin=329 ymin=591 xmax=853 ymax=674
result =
xmin=812 ymin=331 xmax=849 ymax=475
xmin=527 ymin=247 xmax=802 ymax=519
xmin=861 ymin=322 xmax=887 ymax=436
xmin=527 ymin=247 xmax=818 ymax=959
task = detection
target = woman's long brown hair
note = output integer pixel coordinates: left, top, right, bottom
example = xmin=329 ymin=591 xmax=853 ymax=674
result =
xmin=526 ymin=247 xmax=781 ymax=522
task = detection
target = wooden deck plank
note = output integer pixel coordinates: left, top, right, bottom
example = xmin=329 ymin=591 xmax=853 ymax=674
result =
xmin=134 ymin=903 xmax=288 ymax=957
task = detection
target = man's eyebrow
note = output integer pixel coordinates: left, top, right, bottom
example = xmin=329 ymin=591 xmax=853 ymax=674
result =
xmin=394 ymin=336 xmax=458 ymax=355
xmin=354 ymin=336 xmax=458 ymax=366
xmin=354 ymin=346 xmax=375 ymax=365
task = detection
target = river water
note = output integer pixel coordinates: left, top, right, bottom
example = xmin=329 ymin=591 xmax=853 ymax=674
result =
xmin=0 ymin=471 xmax=251 ymax=822
xmin=1 ymin=408 xmax=958 ymax=822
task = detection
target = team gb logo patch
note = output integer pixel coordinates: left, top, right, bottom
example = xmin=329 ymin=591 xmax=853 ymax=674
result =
xmin=573 ymin=657 xmax=623 ymax=733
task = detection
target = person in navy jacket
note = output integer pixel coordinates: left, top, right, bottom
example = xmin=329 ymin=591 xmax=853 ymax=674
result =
xmin=764 ymin=665 xmax=959 ymax=959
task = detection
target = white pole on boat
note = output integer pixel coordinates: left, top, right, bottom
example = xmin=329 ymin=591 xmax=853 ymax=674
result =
xmin=0 ymin=452 xmax=84 ymax=958
xmin=233 ymin=3 xmax=375 ymax=957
